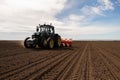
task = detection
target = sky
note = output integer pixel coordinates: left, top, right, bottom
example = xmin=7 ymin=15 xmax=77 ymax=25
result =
xmin=0 ymin=0 xmax=120 ymax=40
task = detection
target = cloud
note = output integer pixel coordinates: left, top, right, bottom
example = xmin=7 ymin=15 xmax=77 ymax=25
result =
xmin=98 ymin=0 xmax=114 ymax=10
xmin=117 ymin=0 xmax=120 ymax=3
xmin=56 ymin=25 xmax=120 ymax=40
xmin=69 ymin=14 xmax=85 ymax=22
xmin=81 ymin=0 xmax=114 ymax=16
xmin=57 ymin=0 xmax=115 ymax=28
xmin=0 ymin=0 xmax=67 ymax=32
xmin=3 ymin=0 xmax=66 ymax=12
xmin=0 ymin=0 xmax=119 ymax=40
xmin=54 ymin=0 xmax=119 ymax=39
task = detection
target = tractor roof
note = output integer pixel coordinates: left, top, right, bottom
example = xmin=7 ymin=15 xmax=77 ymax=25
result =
xmin=40 ymin=24 xmax=54 ymax=28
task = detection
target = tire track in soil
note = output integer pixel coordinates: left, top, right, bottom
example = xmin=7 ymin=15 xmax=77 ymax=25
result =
xmin=34 ymin=47 xmax=81 ymax=80
xmin=0 ymin=48 xmax=72 ymax=59
xmin=49 ymin=44 xmax=86 ymax=80
xmin=69 ymin=43 xmax=92 ymax=80
xmin=0 ymin=49 xmax=32 ymax=58
xmin=87 ymin=44 xmax=94 ymax=80
xmin=96 ymin=47 xmax=120 ymax=79
xmin=0 ymin=41 xmax=30 ymax=58
xmin=1 ymin=49 xmax=76 ymax=80
xmin=96 ymin=44 xmax=120 ymax=62
xmin=58 ymin=43 xmax=88 ymax=80
xmin=99 ymin=47 xmax=120 ymax=62
xmin=76 ymin=44 xmax=94 ymax=80
xmin=0 ymin=50 xmax=71 ymax=80
xmin=22 ymin=42 xmax=85 ymax=80
xmin=0 ymin=51 xmax=48 ymax=74
xmin=1 ymin=41 xmax=120 ymax=80
xmin=0 ymin=50 xmax=65 ymax=75
xmin=91 ymin=44 xmax=118 ymax=80
xmin=97 ymin=46 xmax=120 ymax=70
xmin=21 ymin=52 xmax=75 ymax=80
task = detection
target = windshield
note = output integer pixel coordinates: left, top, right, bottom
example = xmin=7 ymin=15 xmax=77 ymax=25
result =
xmin=40 ymin=27 xmax=46 ymax=32
xmin=40 ymin=27 xmax=54 ymax=34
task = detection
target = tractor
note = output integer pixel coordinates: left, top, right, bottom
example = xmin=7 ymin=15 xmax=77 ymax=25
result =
xmin=24 ymin=24 xmax=61 ymax=49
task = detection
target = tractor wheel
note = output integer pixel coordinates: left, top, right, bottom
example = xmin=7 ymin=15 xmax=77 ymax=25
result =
xmin=54 ymin=36 xmax=61 ymax=47
xmin=24 ymin=37 xmax=36 ymax=48
xmin=24 ymin=37 xmax=31 ymax=48
xmin=41 ymin=37 xmax=47 ymax=48
xmin=47 ymin=38 xmax=54 ymax=49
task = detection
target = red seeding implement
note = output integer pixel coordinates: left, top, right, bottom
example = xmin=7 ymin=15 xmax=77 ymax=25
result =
xmin=61 ymin=38 xmax=72 ymax=47
xmin=24 ymin=24 xmax=72 ymax=49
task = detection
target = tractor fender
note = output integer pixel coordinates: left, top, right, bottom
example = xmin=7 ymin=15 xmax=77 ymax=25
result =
xmin=54 ymin=34 xmax=60 ymax=37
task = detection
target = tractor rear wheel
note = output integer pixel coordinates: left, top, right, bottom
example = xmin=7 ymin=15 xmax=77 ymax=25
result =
xmin=54 ymin=36 xmax=61 ymax=47
xmin=47 ymin=38 xmax=54 ymax=49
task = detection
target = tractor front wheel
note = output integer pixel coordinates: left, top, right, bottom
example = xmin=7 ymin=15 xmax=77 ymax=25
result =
xmin=24 ymin=37 xmax=31 ymax=48
xmin=24 ymin=37 xmax=36 ymax=48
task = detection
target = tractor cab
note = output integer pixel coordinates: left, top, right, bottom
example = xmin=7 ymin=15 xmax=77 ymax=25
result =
xmin=39 ymin=24 xmax=55 ymax=35
xmin=32 ymin=24 xmax=55 ymax=39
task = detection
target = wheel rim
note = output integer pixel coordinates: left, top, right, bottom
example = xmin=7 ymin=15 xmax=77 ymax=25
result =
xmin=58 ymin=38 xmax=61 ymax=47
xmin=49 ymin=39 xmax=54 ymax=48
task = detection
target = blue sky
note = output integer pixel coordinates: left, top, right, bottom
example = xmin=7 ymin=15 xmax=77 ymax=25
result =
xmin=0 ymin=0 xmax=120 ymax=40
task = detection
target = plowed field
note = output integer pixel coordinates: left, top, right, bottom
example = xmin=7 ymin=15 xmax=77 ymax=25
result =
xmin=0 ymin=41 xmax=120 ymax=80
